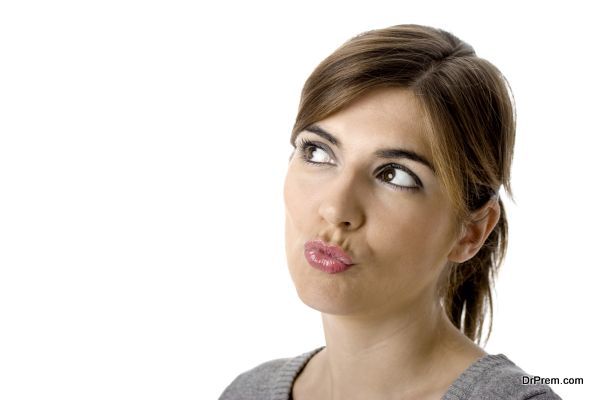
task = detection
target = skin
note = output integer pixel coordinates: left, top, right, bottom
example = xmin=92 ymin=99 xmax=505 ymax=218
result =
xmin=283 ymin=86 xmax=501 ymax=400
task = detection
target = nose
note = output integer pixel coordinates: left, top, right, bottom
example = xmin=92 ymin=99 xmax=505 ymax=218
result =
xmin=318 ymin=169 xmax=366 ymax=231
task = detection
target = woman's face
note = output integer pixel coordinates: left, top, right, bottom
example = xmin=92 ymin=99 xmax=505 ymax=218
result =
xmin=283 ymin=86 xmax=461 ymax=317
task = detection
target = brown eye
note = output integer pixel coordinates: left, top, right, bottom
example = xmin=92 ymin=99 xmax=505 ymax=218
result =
xmin=297 ymin=139 xmax=334 ymax=165
xmin=377 ymin=165 xmax=421 ymax=191
xmin=382 ymin=169 xmax=395 ymax=182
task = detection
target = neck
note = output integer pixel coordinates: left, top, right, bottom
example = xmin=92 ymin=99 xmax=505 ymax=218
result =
xmin=313 ymin=298 xmax=485 ymax=399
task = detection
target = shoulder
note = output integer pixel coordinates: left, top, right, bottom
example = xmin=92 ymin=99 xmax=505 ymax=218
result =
xmin=445 ymin=354 xmax=563 ymax=400
xmin=219 ymin=357 xmax=289 ymax=400
xmin=218 ymin=347 xmax=324 ymax=400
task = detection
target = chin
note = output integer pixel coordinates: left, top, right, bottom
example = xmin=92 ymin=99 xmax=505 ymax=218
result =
xmin=297 ymin=294 xmax=360 ymax=316
xmin=288 ymin=258 xmax=366 ymax=316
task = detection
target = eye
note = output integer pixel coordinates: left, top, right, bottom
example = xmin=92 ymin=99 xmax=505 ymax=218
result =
xmin=306 ymin=146 xmax=331 ymax=163
xmin=296 ymin=139 xmax=335 ymax=165
xmin=376 ymin=165 xmax=422 ymax=192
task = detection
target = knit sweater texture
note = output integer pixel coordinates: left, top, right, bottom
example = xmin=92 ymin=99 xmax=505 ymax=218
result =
xmin=219 ymin=346 xmax=562 ymax=400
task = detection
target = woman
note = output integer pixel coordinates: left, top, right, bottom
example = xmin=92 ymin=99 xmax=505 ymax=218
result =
xmin=220 ymin=24 xmax=562 ymax=400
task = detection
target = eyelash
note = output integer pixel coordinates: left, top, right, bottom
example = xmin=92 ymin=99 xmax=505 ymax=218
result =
xmin=295 ymin=138 xmax=421 ymax=193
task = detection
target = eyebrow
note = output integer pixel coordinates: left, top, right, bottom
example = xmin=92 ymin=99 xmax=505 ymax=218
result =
xmin=302 ymin=124 xmax=436 ymax=173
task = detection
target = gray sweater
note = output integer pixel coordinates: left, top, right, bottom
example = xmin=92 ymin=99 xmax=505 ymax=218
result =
xmin=219 ymin=346 xmax=562 ymax=400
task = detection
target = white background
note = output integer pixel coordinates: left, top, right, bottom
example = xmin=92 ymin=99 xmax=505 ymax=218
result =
xmin=0 ymin=1 xmax=597 ymax=399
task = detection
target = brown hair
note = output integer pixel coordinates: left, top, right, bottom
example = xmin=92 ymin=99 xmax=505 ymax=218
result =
xmin=289 ymin=24 xmax=516 ymax=345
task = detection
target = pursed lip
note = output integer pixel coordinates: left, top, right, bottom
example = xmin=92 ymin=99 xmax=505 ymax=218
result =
xmin=303 ymin=239 xmax=354 ymax=265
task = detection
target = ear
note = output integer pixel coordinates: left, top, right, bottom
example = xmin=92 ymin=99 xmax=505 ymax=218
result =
xmin=447 ymin=197 xmax=501 ymax=264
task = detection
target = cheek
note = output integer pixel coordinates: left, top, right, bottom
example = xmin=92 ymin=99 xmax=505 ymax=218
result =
xmin=284 ymin=167 xmax=314 ymax=262
xmin=367 ymin=197 xmax=455 ymax=283
xmin=284 ymin=168 xmax=305 ymax=234
xmin=283 ymin=168 xmax=324 ymax=302
xmin=283 ymin=164 xmax=324 ymax=235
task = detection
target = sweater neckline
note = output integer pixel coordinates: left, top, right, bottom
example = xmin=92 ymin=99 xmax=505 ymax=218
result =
xmin=269 ymin=346 xmax=512 ymax=400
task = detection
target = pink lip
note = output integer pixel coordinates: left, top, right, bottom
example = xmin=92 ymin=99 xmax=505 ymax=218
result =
xmin=303 ymin=239 xmax=354 ymax=274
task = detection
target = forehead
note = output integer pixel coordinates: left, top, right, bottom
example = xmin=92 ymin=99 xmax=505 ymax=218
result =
xmin=316 ymin=87 xmax=430 ymax=154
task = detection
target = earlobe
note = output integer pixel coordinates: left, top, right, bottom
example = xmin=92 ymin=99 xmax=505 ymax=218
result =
xmin=447 ymin=198 xmax=501 ymax=264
